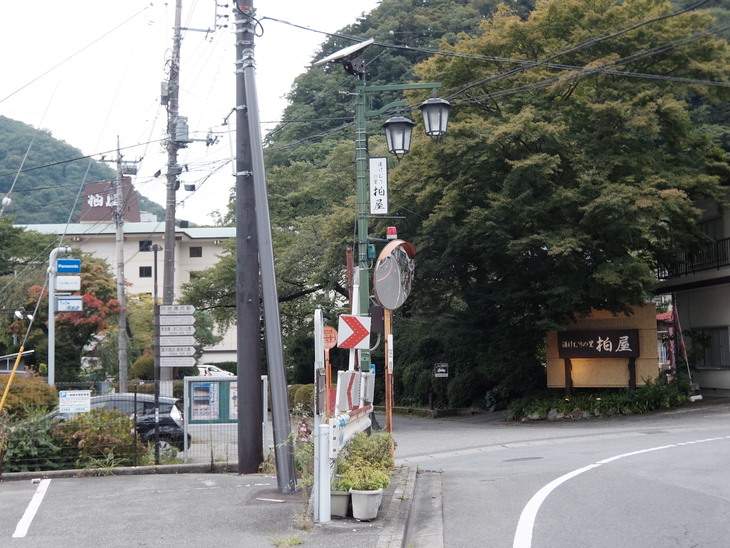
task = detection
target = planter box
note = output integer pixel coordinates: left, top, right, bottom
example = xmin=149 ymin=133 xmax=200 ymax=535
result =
xmin=330 ymin=490 xmax=351 ymax=518
xmin=350 ymin=488 xmax=383 ymax=521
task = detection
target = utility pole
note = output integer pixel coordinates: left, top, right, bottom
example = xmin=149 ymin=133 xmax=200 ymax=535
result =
xmin=234 ymin=2 xmax=262 ymax=475
xmin=114 ymin=137 xmax=129 ymax=393
xmin=235 ymin=1 xmax=296 ymax=493
xmin=161 ymin=0 xmax=184 ymax=397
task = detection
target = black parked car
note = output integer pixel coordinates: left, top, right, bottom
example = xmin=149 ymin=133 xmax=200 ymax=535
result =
xmin=54 ymin=393 xmax=189 ymax=451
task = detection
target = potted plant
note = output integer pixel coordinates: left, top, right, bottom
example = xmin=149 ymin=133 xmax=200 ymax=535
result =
xmin=342 ymin=462 xmax=390 ymax=520
xmin=337 ymin=432 xmax=396 ymax=521
xmin=330 ymin=475 xmax=353 ymax=518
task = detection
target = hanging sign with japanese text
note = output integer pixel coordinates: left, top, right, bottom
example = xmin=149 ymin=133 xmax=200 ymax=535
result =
xmin=369 ymin=157 xmax=388 ymax=215
xmin=557 ymin=329 xmax=640 ymax=359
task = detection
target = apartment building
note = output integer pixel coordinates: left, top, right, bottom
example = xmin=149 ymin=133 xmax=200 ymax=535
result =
xmin=19 ymin=221 xmax=237 ymax=363
xmin=655 ymin=192 xmax=730 ymax=395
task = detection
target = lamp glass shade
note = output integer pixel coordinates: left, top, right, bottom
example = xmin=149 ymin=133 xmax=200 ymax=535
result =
xmin=419 ymin=97 xmax=451 ymax=138
xmin=383 ymin=116 xmax=415 ymax=158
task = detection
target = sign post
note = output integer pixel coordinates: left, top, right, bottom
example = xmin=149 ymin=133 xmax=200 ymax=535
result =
xmin=157 ymin=306 xmax=196 ymax=367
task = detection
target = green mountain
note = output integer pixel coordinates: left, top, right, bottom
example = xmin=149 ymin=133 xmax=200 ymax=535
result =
xmin=0 ymin=116 xmax=164 ymax=224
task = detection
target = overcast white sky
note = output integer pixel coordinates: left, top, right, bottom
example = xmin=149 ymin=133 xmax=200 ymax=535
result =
xmin=0 ymin=1 xmax=380 ymax=224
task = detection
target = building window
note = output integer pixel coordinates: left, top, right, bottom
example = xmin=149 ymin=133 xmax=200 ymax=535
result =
xmin=190 ymin=246 xmax=203 ymax=258
xmin=687 ymin=327 xmax=730 ymax=369
xmin=189 ymin=271 xmax=202 ymax=282
xmin=139 ymin=240 xmax=153 ymax=252
xmin=139 ymin=266 xmax=152 ymax=278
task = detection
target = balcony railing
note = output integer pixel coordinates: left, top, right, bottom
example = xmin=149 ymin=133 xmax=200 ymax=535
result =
xmin=658 ymin=237 xmax=730 ymax=280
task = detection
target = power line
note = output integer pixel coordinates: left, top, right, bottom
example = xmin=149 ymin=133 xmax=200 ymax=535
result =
xmin=0 ymin=5 xmax=152 ymax=106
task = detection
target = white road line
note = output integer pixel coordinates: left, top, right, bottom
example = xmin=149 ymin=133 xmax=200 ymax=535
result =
xmin=513 ymin=436 xmax=730 ymax=548
xmin=13 ymin=479 xmax=51 ymax=538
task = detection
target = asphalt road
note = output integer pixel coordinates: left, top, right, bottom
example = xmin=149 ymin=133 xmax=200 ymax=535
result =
xmin=395 ymin=399 xmax=730 ymax=547
xmin=3 ymin=400 xmax=729 ymax=548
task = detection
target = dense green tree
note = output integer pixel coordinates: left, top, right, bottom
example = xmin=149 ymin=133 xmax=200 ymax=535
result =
xmin=265 ymin=0 xmax=502 ymax=162
xmin=0 ymin=222 xmax=56 ymax=356
xmin=185 ymin=0 xmax=730 ymax=407
xmin=387 ymin=0 xmax=730 ymax=403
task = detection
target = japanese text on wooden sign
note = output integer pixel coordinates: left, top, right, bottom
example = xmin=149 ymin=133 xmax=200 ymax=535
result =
xmin=557 ymin=329 xmax=640 ymax=359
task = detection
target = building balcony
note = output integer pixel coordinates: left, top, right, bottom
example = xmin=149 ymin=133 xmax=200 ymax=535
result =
xmin=658 ymin=237 xmax=730 ymax=279
xmin=656 ymin=237 xmax=730 ymax=293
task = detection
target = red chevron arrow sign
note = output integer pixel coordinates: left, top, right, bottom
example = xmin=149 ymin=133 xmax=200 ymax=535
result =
xmin=337 ymin=315 xmax=371 ymax=349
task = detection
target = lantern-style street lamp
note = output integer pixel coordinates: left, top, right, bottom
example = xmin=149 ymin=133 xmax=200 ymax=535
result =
xmin=382 ymin=116 xmax=415 ymax=158
xmin=314 ymin=38 xmax=450 ymax=373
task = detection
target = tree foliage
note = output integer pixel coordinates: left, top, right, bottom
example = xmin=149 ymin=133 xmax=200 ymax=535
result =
xmin=184 ymin=0 xmax=730 ymax=406
xmin=2 ymin=252 xmax=120 ymax=382
xmin=392 ymin=0 xmax=730 ymax=401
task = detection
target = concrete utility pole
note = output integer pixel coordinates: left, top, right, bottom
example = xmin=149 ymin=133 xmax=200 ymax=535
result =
xmin=234 ymin=2 xmax=262 ymax=475
xmin=161 ymin=0 xmax=184 ymax=397
xmin=114 ymin=137 xmax=129 ymax=393
xmin=234 ymin=1 xmax=296 ymax=493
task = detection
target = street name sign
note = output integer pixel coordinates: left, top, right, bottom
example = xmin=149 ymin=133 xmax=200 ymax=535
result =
xmin=159 ymin=336 xmax=196 ymax=346
xmin=159 ymin=325 xmax=196 ymax=335
xmin=160 ymin=305 xmax=195 ymax=315
xmin=160 ymin=346 xmax=195 ymax=357
xmin=159 ymin=315 xmax=195 ymax=326
xmin=159 ymin=356 xmax=196 ymax=368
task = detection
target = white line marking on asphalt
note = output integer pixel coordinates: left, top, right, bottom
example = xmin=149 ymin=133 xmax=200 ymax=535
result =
xmin=13 ymin=478 xmax=51 ymax=538
xmin=513 ymin=437 xmax=730 ymax=548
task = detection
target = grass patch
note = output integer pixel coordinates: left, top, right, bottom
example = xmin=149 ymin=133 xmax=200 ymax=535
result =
xmin=270 ymin=536 xmax=303 ymax=547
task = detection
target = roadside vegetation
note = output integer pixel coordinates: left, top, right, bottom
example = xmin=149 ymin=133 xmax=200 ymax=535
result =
xmin=0 ymin=405 xmax=180 ymax=475
xmin=505 ymin=376 xmax=688 ymax=421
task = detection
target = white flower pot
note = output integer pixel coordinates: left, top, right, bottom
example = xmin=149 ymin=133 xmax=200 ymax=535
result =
xmin=349 ymin=488 xmax=383 ymax=521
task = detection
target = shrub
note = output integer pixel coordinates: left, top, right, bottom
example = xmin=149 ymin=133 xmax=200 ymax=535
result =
xmin=293 ymin=384 xmax=314 ymax=416
xmin=51 ymin=408 xmax=149 ymax=468
xmin=446 ymin=367 xmax=491 ymax=408
xmin=3 ymin=410 xmax=63 ymax=472
xmin=342 ymin=464 xmax=390 ymax=490
xmin=288 ymin=384 xmax=302 ymax=409
xmin=505 ymin=377 xmax=688 ymax=421
xmin=0 ymin=376 xmax=57 ymax=418
xmin=129 ymin=357 xmax=153 ymax=380
xmin=338 ymin=432 xmax=396 ymax=474
xmin=0 ymin=410 xmax=8 ymax=473
xmin=336 ymin=432 xmax=395 ymax=491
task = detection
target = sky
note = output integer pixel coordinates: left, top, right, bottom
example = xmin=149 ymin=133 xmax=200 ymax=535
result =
xmin=0 ymin=1 xmax=380 ymax=225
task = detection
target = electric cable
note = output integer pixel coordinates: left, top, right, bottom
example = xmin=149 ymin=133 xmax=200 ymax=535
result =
xmin=0 ymin=5 xmax=152 ymax=106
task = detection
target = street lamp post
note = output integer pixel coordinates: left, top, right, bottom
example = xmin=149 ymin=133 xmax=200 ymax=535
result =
xmin=317 ymin=38 xmax=451 ymax=373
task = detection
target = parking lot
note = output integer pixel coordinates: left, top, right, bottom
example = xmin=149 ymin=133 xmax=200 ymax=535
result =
xmin=3 ymin=473 xmax=304 ymax=547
